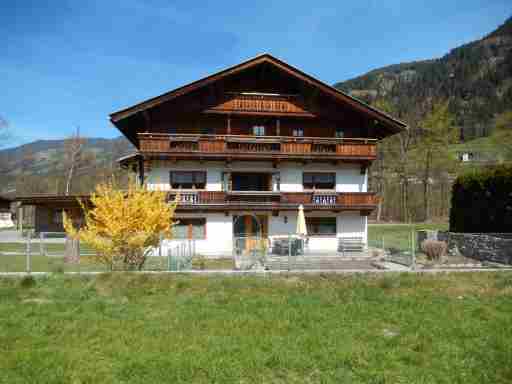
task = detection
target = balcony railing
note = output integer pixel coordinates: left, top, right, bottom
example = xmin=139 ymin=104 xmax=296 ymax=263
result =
xmin=166 ymin=191 xmax=378 ymax=209
xmin=139 ymin=133 xmax=377 ymax=160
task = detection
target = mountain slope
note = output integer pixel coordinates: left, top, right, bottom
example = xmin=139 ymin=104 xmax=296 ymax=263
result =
xmin=0 ymin=137 xmax=134 ymax=195
xmin=335 ymin=16 xmax=512 ymax=140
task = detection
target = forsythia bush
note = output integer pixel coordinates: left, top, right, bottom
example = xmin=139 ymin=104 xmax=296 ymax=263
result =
xmin=64 ymin=179 xmax=177 ymax=270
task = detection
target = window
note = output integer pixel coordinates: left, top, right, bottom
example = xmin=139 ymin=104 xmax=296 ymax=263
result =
xmin=303 ymin=172 xmax=336 ymax=190
xmin=53 ymin=209 xmax=63 ymax=225
xmin=170 ymin=171 xmax=206 ymax=189
xmin=253 ymin=125 xmax=265 ymax=136
xmin=292 ymin=128 xmax=304 ymax=137
xmin=172 ymin=218 xmax=206 ymax=239
xmin=306 ymin=217 xmax=337 ymax=236
xmin=201 ymin=126 xmax=214 ymax=135
xmin=335 ymin=128 xmax=344 ymax=138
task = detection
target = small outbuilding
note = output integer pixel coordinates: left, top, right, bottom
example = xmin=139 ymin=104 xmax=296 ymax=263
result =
xmin=16 ymin=194 xmax=89 ymax=233
xmin=0 ymin=195 xmax=14 ymax=228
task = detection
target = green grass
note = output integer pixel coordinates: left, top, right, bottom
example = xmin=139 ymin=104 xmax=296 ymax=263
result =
xmin=0 ymin=254 xmax=236 ymax=273
xmin=368 ymin=223 xmax=449 ymax=251
xmin=0 ymin=255 xmax=110 ymax=273
xmin=0 ymin=242 xmax=68 ymax=254
xmin=0 ymin=273 xmax=512 ymax=383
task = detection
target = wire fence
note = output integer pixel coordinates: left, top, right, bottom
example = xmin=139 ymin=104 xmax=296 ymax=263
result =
xmin=2 ymin=229 xmax=489 ymax=273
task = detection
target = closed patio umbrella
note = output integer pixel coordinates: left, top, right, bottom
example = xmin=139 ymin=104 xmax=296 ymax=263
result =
xmin=296 ymin=204 xmax=307 ymax=237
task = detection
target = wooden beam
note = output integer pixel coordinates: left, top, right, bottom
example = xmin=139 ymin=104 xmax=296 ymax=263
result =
xmin=142 ymin=111 xmax=151 ymax=132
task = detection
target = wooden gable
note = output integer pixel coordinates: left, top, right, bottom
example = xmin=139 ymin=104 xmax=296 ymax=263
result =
xmin=110 ymin=54 xmax=407 ymax=146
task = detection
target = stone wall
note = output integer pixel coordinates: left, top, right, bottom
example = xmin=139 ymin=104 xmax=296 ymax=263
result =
xmin=418 ymin=230 xmax=512 ymax=265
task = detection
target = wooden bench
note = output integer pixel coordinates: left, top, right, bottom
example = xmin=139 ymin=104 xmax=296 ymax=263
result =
xmin=337 ymin=237 xmax=365 ymax=254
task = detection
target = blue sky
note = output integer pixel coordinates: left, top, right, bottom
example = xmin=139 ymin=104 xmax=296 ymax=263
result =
xmin=1 ymin=0 xmax=510 ymax=147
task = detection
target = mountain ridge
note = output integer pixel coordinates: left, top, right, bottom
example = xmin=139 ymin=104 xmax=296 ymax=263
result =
xmin=334 ymin=16 xmax=512 ymax=140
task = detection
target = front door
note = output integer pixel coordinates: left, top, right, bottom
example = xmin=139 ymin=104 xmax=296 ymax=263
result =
xmin=233 ymin=215 xmax=268 ymax=254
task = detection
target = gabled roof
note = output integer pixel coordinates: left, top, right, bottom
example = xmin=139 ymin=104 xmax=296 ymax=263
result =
xmin=110 ymin=53 xmax=407 ymax=134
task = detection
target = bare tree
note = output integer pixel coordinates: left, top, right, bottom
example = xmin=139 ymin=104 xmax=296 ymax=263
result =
xmin=64 ymin=127 xmax=87 ymax=195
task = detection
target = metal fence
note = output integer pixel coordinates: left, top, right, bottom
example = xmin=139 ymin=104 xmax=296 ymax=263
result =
xmin=367 ymin=229 xmax=416 ymax=268
xmin=0 ymin=230 xmax=440 ymax=273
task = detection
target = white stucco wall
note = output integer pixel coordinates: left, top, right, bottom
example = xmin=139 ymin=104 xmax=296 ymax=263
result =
xmin=161 ymin=213 xmax=233 ymax=257
xmin=145 ymin=160 xmax=368 ymax=256
xmin=0 ymin=212 xmax=13 ymax=229
xmin=269 ymin=211 xmax=366 ymax=253
xmin=155 ymin=210 xmax=366 ymax=257
xmin=145 ymin=161 xmax=367 ymax=193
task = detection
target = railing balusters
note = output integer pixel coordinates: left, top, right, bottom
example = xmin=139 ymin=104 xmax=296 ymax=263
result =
xmin=138 ymin=133 xmax=377 ymax=159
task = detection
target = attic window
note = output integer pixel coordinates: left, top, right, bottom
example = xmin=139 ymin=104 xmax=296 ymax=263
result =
xmin=293 ymin=128 xmax=304 ymax=137
xmin=201 ymin=126 xmax=214 ymax=135
xmin=253 ymin=125 xmax=265 ymax=136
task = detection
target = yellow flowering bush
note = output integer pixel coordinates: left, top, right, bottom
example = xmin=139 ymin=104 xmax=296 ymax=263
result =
xmin=64 ymin=179 xmax=177 ymax=270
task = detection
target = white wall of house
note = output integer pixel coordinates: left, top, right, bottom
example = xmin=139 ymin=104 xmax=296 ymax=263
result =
xmin=156 ymin=210 xmax=366 ymax=257
xmin=145 ymin=161 xmax=367 ymax=193
xmin=146 ymin=160 xmax=368 ymax=256
xmin=0 ymin=212 xmax=13 ymax=229
xmin=161 ymin=212 xmax=233 ymax=257
xmin=269 ymin=210 xmax=366 ymax=252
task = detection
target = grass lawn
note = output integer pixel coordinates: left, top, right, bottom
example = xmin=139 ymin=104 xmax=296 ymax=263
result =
xmin=368 ymin=223 xmax=449 ymax=251
xmin=1 ymin=273 xmax=512 ymax=383
xmin=0 ymin=254 xmax=235 ymax=272
xmin=0 ymin=242 xmax=68 ymax=254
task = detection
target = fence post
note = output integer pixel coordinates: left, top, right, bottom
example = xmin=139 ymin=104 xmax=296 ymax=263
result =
xmin=411 ymin=230 xmax=416 ymax=271
xmin=158 ymin=233 xmax=163 ymax=258
xmin=39 ymin=232 xmax=44 ymax=257
xmin=288 ymin=234 xmax=292 ymax=271
xmin=26 ymin=232 xmax=31 ymax=273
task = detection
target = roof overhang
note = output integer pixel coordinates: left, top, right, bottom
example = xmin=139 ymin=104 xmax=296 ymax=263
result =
xmin=16 ymin=194 xmax=91 ymax=207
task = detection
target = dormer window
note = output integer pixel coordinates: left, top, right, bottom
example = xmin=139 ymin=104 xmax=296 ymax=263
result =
xmin=253 ymin=125 xmax=265 ymax=136
xmin=293 ymin=128 xmax=304 ymax=137
xmin=335 ymin=128 xmax=344 ymax=138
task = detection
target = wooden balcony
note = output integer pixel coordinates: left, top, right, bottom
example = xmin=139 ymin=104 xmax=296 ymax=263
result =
xmin=139 ymin=133 xmax=377 ymax=162
xmin=166 ymin=191 xmax=378 ymax=212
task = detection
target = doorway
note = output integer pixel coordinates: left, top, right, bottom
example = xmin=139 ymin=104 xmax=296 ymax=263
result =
xmin=233 ymin=214 xmax=268 ymax=255
xmin=231 ymin=173 xmax=271 ymax=191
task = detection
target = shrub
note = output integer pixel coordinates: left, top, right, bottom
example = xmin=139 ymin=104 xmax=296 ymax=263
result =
xmin=421 ymin=239 xmax=447 ymax=260
xmin=450 ymin=165 xmax=512 ymax=232
xmin=64 ymin=178 xmax=177 ymax=271
xmin=19 ymin=275 xmax=36 ymax=288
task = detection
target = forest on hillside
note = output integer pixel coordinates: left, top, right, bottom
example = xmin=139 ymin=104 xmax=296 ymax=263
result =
xmin=335 ymin=17 xmax=512 ymax=223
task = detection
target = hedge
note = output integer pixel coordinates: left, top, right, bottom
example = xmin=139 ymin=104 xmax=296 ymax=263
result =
xmin=449 ymin=165 xmax=512 ymax=232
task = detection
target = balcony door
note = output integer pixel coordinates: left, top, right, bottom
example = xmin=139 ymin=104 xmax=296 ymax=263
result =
xmin=232 ymin=173 xmax=271 ymax=191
